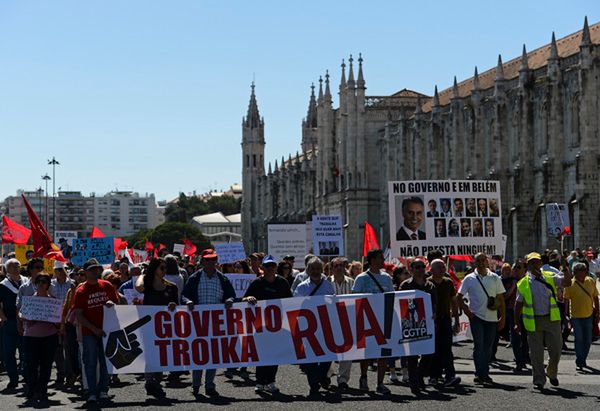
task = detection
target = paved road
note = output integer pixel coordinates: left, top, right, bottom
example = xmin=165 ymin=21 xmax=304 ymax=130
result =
xmin=1 ymin=337 xmax=600 ymax=410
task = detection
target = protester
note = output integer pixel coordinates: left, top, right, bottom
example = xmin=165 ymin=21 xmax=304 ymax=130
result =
xmin=135 ymin=258 xmax=179 ymax=397
xmin=349 ymin=261 xmax=363 ymax=278
xmin=290 ymin=254 xmax=316 ymax=292
xmin=242 ymin=255 xmax=292 ymax=394
xmin=563 ymin=262 xmax=599 ymax=370
xmin=181 ymin=249 xmax=236 ymax=397
xmin=399 ymin=259 xmax=437 ymax=394
xmin=249 ymin=253 xmax=264 ymax=276
xmin=514 ymin=252 xmax=571 ymax=390
xmin=283 ymin=255 xmax=300 ymax=277
xmin=72 ymin=258 xmax=119 ymax=403
xmin=233 ymin=260 xmax=252 ymax=274
xmin=60 ymin=268 xmax=86 ymax=388
xmin=20 ymin=273 xmax=60 ymax=403
xmin=0 ymin=258 xmax=25 ymax=389
xmin=277 ymin=261 xmax=294 ymax=286
xmin=293 ymin=257 xmax=335 ymax=396
xmin=50 ymin=261 xmax=74 ymax=388
xmin=164 ymin=254 xmax=185 ymax=300
xmin=457 ymin=252 xmax=506 ymax=385
xmin=352 ymin=249 xmax=393 ymax=394
xmin=428 ymin=259 xmax=461 ymax=387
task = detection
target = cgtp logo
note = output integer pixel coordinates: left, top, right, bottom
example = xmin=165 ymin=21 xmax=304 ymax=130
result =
xmin=399 ymin=298 xmax=432 ymax=342
xmin=105 ymin=315 xmax=151 ymax=369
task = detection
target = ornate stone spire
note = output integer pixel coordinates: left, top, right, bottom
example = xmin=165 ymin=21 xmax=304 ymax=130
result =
xmin=452 ymin=76 xmax=459 ymax=99
xmin=268 ymin=162 xmax=272 ymax=174
xmin=581 ymin=16 xmax=591 ymax=46
xmin=549 ymin=31 xmax=559 ymax=60
xmin=318 ymin=76 xmax=323 ymax=102
xmin=357 ymin=53 xmax=365 ymax=89
xmin=306 ymin=83 xmax=318 ymax=128
xmin=519 ymin=44 xmax=529 ymax=71
xmin=433 ymin=85 xmax=440 ymax=107
xmin=473 ymin=66 xmax=480 ymax=91
xmin=347 ymin=54 xmax=355 ymax=86
xmin=495 ymin=55 xmax=504 ymax=81
xmin=244 ymin=81 xmax=261 ymax=128
xmin=324 ymin=70 xmax=332 ymax=100
xmin=339 ymin=59 xmax=346 ymax=90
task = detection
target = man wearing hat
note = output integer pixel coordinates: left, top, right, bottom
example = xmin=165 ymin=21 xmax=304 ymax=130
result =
xmin=51 ymin=261 xmax=75 ymax=387
xmin=243 ymin=254 xmax=292 ymax=394
xmin=182 ymin=248 xmax=237 ymax=398
xmin=515 ymin=252 xmax=572 ymax=390
xmin=72 ymin=259 xmax=119 ymax=403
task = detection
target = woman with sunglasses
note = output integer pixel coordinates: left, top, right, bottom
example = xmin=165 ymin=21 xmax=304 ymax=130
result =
xmin=20 ymin=273 xmax=60 ymax=403
xmin=135 ymin=258 xmax=179 ymax=398
xmin=277 ymin=262 xmax=294 ymax=286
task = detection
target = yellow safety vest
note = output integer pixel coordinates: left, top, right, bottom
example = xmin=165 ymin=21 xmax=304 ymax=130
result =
xmin=517 ymin=271 xmax=561 ymax=332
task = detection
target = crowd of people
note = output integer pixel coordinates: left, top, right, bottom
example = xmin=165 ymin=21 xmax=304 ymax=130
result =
xmin=0 ymin=245 xmax=598 ymax=405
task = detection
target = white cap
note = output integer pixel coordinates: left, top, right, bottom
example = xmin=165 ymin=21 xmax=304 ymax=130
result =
xmin=54 ymin=261 xmax=66 ymax=270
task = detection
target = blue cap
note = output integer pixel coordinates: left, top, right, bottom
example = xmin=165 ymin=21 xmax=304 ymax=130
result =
xmin=262 ymin=254 xmax=277 ymax=265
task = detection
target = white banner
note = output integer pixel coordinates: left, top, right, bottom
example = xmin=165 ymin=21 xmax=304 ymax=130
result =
xmin=102 ymin=290 xmax=435 ymax=374
xmin=267 ymin=223 xmax=308 ymax=264
xmin=388 ymin=180 xmax=503 ymax=258
xmin=546 ymin=203 xmax=569 ymax=237
xmin=224 ymin=274 xmax=256 ymax=298
xmin=20 ymin=296 xmax=63 ymax=323
xmin=215 ymin=243 xmax=246 ymax=264
xmin=312 ymin=215 xmax=344 ymax=257
xmin=452 ymin=313 xmax=472 ymax=342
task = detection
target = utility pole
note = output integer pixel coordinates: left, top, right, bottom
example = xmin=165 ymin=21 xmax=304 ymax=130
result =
xmin=42 ymin=173 xmax=51 ymax=226
xmin=48 ymin=157 xmax=60 ymax=237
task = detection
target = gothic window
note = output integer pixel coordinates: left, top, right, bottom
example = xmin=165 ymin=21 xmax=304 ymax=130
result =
xmin=253 ymin=155 xmax=257 ymax=167
xmin=571 ymin=93 xmax=580 ymax=146
xmin=348 ymin=173 xmax=352 ymax=188
xmin=246 ymin=155 xmax=249 ymax=168
xmin=340 ymin=174 xmax=345 ymax=190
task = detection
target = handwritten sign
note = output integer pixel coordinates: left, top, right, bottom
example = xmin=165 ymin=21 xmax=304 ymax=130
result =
xmin=215 ymin=243 xmax=246 ymax=264
xmin=20 ymin=296 xmax=63 ymax=323
xmin=123 ymin=288 xmax=144 ymax=305
xmin=71 ymin=237 xmax=115 ymax=266
xmin=224 ymin=274 xmax=256 ymax=298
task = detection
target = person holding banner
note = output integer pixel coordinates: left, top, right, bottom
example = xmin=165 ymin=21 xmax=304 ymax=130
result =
xmin=242 ymin=255 xmax=293 ymax=394
xmin=0 ymin=258 xmax=25 ymax=390
xmin=181 ymin=249 xmax=236 ymax=398
xmin=72 ymin=259 xmax=120 ymax=404
xmin=352 ymin=249 xmax=393 ymax=394
xmin=293 ymin=256 xmax=335 ymax=396
xmin=457 ymin=252 xmax=505 ymax=385
xmin=20 ymin=273 xmax=60 ymax=403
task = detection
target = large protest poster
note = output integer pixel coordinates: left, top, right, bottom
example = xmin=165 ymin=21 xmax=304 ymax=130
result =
xmin=54 ymin=231 xmax=78 ymax=246
xmin=388 ymin=180 xmax=503 ymax=258
xmin=20 ymin=296 xmax=63 ymax=323
xmin=71 ymin=237 xmax=115 ymax=266
xmin=267 ymin=223 xmax=308 ymax=264
xmin=14 ymin=244 xmax=55 ymax=273
xmin=224 ymin=274 xmax=257 ymax=298
xmin=546 ymin=203 xmax=569 ymax=237
xmin=215 ymin=243 xmax=246 ymax=264
xmin=102 ymin=290 xmax=434 ymax=374
xmin=312 ymin=215 xmax=344 ymax=257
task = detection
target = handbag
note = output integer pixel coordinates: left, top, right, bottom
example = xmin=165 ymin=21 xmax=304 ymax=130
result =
xmin=476 ymin=275 xmax=500 ymax=310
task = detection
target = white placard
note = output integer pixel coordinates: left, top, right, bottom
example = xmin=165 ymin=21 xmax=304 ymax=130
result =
xmin=173 ymin=243 xmax=185 ymax=255
xmin=312 ymin=215 xmax=344 ymax=257
xmin=20 ymin=296 xmax=63 ymax=323
xmin=546 ymin=203 xmax=569 ymax=237
xmin=215 ymin=243 xmax=247 ymax=264
xmin=123 ymin=288 xmax=144 ymax=305
xmin=55 ymin=231 xmax=78 ymax=246
xmin=224 ymin=274 xmax=257 ymax=298
xmin=267 ymin=223 xmax=308 ymax=264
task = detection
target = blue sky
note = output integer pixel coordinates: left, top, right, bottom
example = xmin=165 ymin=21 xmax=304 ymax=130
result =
xmin=0 ymin=1 xmax=597 ymax=202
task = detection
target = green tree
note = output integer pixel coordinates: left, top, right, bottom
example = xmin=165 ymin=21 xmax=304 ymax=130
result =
xmin=164 ymin=193 xmax=241 ymax=223
xmin=126 ymin=222 xmax=211 ymax=252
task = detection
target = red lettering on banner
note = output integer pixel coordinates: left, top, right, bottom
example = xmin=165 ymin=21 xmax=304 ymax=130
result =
xmin=356 ymin=298 xmax=386 ymax=349
xmin=191 ymin=310 xmax=210 ymax=337
xmin=172 ymin=340 xmax=190 ymax=366
xmin=174 ymin=311 xmax=191 ymax=338
xmin=210 ymin=338 xmax=221 ymax=364
xmin=226 ymin=309 xmax=244 ymax=335
xmin=155 ymin=340 xmax=171 ymax=366
xmin=318 ymin=302 xmax=353 ymax=353
xmin=286 ymin=309 xmax=325 ymax=360
xmin=245 ymin=307 xmax=263 ymax=333
xmin=155 ymin=311 xmax=172 ymax=338
xmin=241 ymin=336 xmax=258 ymax=362
xmin=191 ymin=338 xmax=209 ymax=365
xmin=211 ymin=310 xmax=225 ymax=336
xmin=264 ymin=305 xmax=282 ymax=332
xmin=220 ymin=337 xmax=240 ymax=363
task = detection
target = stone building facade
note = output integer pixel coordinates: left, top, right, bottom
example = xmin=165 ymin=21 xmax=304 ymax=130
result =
xmin=242 ymin=19 xmax=600 ymax=260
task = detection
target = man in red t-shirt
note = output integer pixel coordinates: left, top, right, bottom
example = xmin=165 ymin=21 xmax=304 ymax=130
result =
xmin=72 ymin=259 xmax=118 ymax=404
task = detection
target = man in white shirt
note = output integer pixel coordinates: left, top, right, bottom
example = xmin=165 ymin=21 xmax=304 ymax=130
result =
xmin=457 ymin=252 xmax=506 ymax=385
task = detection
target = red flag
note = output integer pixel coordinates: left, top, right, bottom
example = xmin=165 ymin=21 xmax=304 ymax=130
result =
xmin=183 ymin=238 xmax=197 ymax=257
xmin=448 ymin=255 xmax=475 ymax=262
xmin=144 ymin=240 xmax=155 ymax=251
xmin=21 ymin=195 xmax=66 ymax=262
xmin=90 ymin=226 xmax=105 ymax=238
xmin=159 ymin=243 xmax=167 ymax=251
xmin=362 ymin=221 xmax=380 ymax=257
xmin=2 ymin=216 xmax=32 ymax=245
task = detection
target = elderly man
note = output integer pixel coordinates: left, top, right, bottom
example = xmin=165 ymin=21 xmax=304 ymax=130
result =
xmin=51 ymin=261 xmax=75 ymax=388
xmin=515 ymin=252 xmax=571 ymax=390
xmin=294 ymin=256 xmax=335 ymax=396
xmin=0 ymin=258 xmax=26 ymax=389
xmin=182 ymin=248 xmax=236 ymax=398
xmin=291 ymin=254 xmax=316 ymax=292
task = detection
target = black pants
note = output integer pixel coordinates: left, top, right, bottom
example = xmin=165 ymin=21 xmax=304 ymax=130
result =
xmin=407 ymin=354 xmax=432 ymax=388
xmin=24 ymin=334 xmax=58 ymax=396
xmin=65 ymin=323 xmax=80 ymax=378
xmin=430 ymin=316 xmax=456 ymax=380
xmin=256 ymin=365 xmax=278 ymax=385
xmin=305 ymin=362 xmax=332 ymax=390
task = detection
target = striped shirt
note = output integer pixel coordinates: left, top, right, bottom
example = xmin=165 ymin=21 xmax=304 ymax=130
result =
xmin=51 ymin=278 xmax=75 ymax=304
xmin=328 ymin=275 xmax=355 ymax=295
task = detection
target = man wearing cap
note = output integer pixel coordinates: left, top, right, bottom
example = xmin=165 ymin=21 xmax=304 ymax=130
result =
xmin=243 ymin=254 xmax=292 ymax=394
xmin=181 ymin=248 xmax=236 ymax=398
xmin=515 ymin=252 xmax=571 ymax=390
xmin=72 ymin=259 xmax=119 ymax=403
xmin=51 ymin=261 xmax=75 ymax=387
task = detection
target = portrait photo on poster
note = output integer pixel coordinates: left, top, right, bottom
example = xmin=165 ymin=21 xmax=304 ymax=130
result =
xmin=395 ymin=195 xmax=426 ymax=241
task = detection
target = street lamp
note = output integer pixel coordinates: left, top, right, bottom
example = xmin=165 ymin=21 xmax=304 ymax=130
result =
xmin=48 ymin=157 xmax=60 ymax=237
xmin=42 ymin=173 xmax=51 ymax=226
